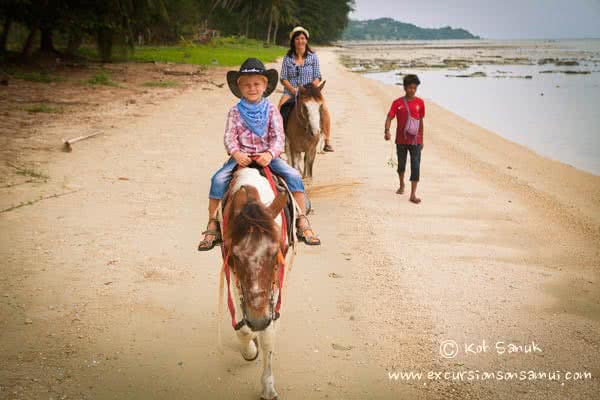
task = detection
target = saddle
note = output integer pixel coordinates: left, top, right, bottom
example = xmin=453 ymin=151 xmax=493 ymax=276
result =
xmin=279 ymin=98 xmax=296 ymax=130
xmin=218 ymin=163 xmax=297 ymax=250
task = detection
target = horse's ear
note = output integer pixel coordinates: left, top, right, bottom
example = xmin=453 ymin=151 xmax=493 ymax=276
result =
xmin=232 ymin=186 xmax=249 ymax=215
xmin=267 ymin=192 xmax=288 ymax=219
xmin=318 ymin=80 xmax=326 ymax=91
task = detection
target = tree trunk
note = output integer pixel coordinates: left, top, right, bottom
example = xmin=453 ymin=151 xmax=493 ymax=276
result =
xmin=21 ymin=27 xmax=37 ymax=58
xmin=40 ymin=27 xmax=56 ymax=54
xmin=66 ymin=30 xmax=82 ymax=57
xmin=245 ymin=15 xmax=249 ymax=38
xmin=266 ymin=8 xmax=273 ymax=44
xmin=96 ymin=27 xmax=114 ymax=63
xmin=273 ymin=20 xmax=279 ymax=45
xmin=0 ymin=17 xmax=12 ymax=54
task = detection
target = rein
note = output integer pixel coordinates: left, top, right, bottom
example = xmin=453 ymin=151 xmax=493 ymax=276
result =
xmin=293 ymin=93 xmax=310 ymax=134
xmin=220 ymin=164 xmax=288 ymax=331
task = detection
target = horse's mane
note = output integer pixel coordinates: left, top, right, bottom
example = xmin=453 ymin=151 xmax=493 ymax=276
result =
xmin=300 ymin=83 xmax=323 ymax=101
xmin=226 ymin=200 xmax=279 ymax=246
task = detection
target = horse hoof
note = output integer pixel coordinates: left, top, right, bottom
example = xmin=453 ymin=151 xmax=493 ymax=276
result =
xmin=242 ymin=337 xmax=259 ymax=361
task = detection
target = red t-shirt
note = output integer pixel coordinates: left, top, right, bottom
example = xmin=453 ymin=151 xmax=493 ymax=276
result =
xmin=387 ymin=96 xmax=425 ymax=145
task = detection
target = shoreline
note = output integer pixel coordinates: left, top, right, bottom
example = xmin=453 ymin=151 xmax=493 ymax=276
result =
xmin=332 ymin=54 xmax=600 ymax=235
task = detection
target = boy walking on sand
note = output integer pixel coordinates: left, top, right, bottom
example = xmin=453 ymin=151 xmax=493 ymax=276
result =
xmin=384 ymin=74 xmax=425 ymax=204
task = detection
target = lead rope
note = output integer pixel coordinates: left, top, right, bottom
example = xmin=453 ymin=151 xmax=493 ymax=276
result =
xmin=217 ymin=260 xmax=225 ymax=354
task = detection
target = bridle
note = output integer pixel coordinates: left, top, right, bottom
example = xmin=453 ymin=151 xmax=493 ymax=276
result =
xmin=293 ymin=90 xmax=322 ymax=135
xmin=223 ymin=241 xmax=286 ymax=331
xmin=221 ymin=166 xmax=289 ymax=332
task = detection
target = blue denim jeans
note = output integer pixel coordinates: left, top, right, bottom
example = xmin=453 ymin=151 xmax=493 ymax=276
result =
xmin=209 ymin=157 xmax=305 ymax=199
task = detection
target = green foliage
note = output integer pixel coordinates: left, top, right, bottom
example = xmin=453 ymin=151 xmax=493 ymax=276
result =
xmin=130 ymin=41 xmax=286 ymax=66
xmin=14 ymin=165 xmax=50 ymax=179
xmin=342 ymin=18 xmax=479 ymax=41
xmin=24 ymin=104 xmax=64 ymax=114
xmin=11 ymin=71 xmax=64 ymax=83
xmin=86 ymin=70 xmax=118 ymax=86
xmin=1 ymin=0 xmax=353 ymax=62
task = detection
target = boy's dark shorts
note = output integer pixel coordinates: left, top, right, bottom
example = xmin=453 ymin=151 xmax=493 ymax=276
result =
xmin=396 ymin=144 xmax=422 ymax=182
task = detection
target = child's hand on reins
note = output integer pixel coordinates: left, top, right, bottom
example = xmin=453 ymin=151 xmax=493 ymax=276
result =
xmin=233 ymin=151 xmax=252 ymax=167
xmin=255 ymin=152 xmax=273 ymax=167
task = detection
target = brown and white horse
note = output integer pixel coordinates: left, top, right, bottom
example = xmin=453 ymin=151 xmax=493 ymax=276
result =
xmin=219 ymin=167 xmax=290 ymax=400
xmin=284 ymin=82 xmax=326 ymax=180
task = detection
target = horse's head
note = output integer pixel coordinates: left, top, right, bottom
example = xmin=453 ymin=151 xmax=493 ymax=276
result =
xmin=225 ymin=185 xmax=288 ymax=331
xmin=297 ymin=81 xmax=325 ymax=136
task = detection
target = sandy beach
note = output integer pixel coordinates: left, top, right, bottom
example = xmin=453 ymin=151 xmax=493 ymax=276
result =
xmin=1 ymin=48 xmax=599 ymax=399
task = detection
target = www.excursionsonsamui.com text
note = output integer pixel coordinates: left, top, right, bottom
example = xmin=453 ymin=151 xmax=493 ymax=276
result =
xmin=388 ymin=370 xmax=592 ymax=382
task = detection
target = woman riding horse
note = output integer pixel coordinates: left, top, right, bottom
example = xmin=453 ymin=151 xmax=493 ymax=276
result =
xmin=279 ymin=26 xmax=334 ymax=152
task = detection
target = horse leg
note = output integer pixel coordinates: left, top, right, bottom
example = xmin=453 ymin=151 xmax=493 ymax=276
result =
xmin=284 ymin=138 xmax=291 ymax=163
xmin=258 ymin=323 xmax=278 ymax=400
xmin=237 ymin=325 xmax=259 ymax=361
xmin=293 ymin=151 xmax=303 ymax=176
xmin=305 ymin=145 xmax=317 ymax=180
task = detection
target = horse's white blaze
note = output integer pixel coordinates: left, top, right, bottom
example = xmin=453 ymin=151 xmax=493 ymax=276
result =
xmin=304 ymin=100 xmax=322 ymax=135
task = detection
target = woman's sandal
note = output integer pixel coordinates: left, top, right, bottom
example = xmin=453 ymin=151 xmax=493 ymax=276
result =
xmin=197 ymin=218 xmax=222 ymax=251
xmin=296 ymin=215 xmax=321 ymax=246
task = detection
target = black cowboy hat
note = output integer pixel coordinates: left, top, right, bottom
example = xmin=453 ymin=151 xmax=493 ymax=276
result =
xmin=226 ymin=58 xmax=279 ymax=99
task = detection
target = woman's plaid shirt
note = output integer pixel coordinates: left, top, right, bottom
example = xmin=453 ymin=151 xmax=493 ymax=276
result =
xmin=280 ymin=52 xmax=322 ymax=96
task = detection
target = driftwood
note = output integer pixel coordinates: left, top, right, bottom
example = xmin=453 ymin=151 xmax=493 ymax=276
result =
xmin=162 ymin=69 xmax=204 ymax=76
xmin=0 ymin=189 xmax=81 ymax=213
xmin=62 ymin=131 xmax=104 ymax=152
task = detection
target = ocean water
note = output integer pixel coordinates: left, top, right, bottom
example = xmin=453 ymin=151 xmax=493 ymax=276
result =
xmin=362 ymin=40 xmax=600 ymax=175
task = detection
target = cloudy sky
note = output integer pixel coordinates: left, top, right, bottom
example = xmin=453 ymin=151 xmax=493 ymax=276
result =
xmin=349 ymin=0 xmax=600 ymax=39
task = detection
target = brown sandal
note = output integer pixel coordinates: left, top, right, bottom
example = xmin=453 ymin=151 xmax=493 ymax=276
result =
xmin=296 ymin=215 xmax=321 ymax=246
xmin=197 ymin=218 xmax=222 ymax=251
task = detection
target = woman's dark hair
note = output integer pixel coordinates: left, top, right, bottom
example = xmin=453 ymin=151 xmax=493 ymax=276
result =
xmin=286 ymin=31 xmax=314 ymax=58
xmin=403 ymin=74 xmax=421 ymax=87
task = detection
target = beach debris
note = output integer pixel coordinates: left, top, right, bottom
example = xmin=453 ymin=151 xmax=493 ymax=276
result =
xmin=539 ymin=70 xmax=591 ymax=75
xmin=556 ymin=60 xmax=579 ymax=66
xmin=0 ymin=189 xmax=81 ymax=214
xmin=328 ymin=272 xmax=343 ymax=278
xmin=24 ymin=318 xmax=33 ymax=324
xmin=62 ymin=131 xmax=104 ymax=152
xmin=162 ymin=68 xmax=204 ymax=76
xmin=331 ymin=343 xmax=353 ymax=351
xmin=446 ymin=71 xmax=487 ymax=78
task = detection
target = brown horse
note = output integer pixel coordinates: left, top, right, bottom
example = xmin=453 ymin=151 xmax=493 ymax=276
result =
xmin=284 ymin=82 xmax=326 ymax=180
xmin=219 ymin=167 xmax=289 ymax=400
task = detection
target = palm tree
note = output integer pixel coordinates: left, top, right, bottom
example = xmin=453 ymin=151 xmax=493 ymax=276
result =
xmin=265 ymin=0 xmax=297 ymax=44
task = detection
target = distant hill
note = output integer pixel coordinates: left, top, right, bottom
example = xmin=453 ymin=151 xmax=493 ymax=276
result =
xmin=342 ymin=18 xmax=479 ymax=40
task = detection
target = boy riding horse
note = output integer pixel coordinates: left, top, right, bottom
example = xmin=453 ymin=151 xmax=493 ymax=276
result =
xmin=198 ymin=58 xmax=321 ymax=250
